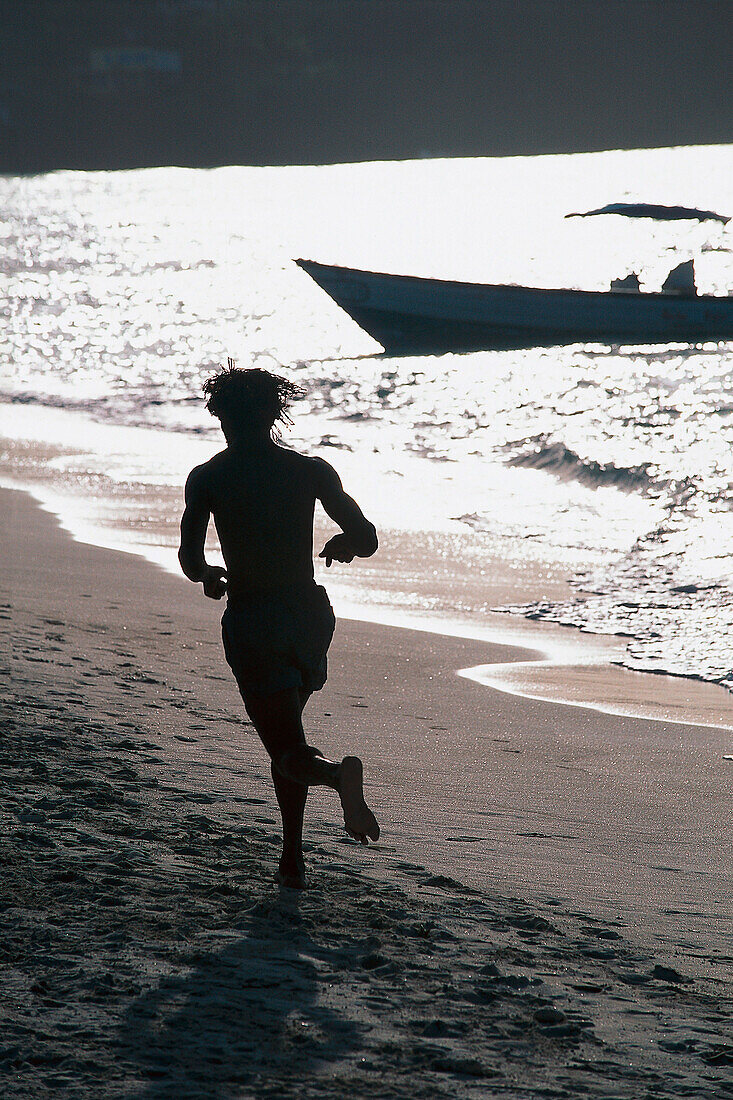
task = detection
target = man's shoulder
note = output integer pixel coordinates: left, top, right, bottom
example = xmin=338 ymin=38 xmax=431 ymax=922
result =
xmin=184 ymin=451 xmax=226 ymax=491
xmin=277 ymin=446 xmax=333 ymax=478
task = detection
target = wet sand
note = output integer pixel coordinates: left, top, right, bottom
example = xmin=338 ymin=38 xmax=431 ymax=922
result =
xmin=3 ymin=487 xmax=732 ymax=1097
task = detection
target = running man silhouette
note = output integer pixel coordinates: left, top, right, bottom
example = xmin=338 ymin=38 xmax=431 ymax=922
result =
xmin=178 ymin=362 xmax=380 ymax=888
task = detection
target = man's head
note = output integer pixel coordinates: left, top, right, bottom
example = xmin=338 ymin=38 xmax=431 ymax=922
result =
xmin=203 ymin=360 xmax=304 ymax=440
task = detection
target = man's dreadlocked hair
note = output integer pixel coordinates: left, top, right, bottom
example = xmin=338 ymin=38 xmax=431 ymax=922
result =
xmin=203 ymin=359 xmax=305 ymax=437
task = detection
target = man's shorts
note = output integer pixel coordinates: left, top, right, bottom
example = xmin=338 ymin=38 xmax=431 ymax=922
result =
xmin=221 ymin=583 xmax=336 ymax=698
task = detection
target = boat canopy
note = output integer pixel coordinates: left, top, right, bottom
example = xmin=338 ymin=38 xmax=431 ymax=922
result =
xmin=566 ymin=203 xmax=729 ymax=224
xmin=662 ymin=260 xmax=697 ymax=296
xmin=610 ymin=272 xmax=641 ymax=293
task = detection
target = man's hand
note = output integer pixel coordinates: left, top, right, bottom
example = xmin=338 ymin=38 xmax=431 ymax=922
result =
xmin=319 ymin=534 xmax=355 ymax=568
xmin=202 ymin=565 xmax=228 ymax=600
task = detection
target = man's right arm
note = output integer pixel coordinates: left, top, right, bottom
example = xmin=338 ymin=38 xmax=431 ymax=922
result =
xmin=178 ymin=465 xmax=227 ymax=599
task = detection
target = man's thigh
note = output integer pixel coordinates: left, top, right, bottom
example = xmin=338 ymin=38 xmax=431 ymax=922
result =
xmin=240 ymin=686 xmax=306 ymax=761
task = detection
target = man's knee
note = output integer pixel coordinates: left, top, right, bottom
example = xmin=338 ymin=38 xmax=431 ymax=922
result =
xmin=276 ymin=744 xmax=322 ymax=781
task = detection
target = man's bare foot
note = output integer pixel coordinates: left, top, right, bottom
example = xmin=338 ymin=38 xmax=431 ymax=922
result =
xmin=276 ymin=856 xmax=306 ymax=889
xmin=338 ymin=756 xmax=380 ymax=844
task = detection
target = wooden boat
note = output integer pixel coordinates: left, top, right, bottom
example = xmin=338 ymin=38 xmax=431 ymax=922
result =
xmin=296 ymin=258 xmax=733 ymax=354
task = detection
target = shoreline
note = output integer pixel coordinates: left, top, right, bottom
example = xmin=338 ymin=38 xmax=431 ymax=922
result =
xmin=7 ymin=469 xmax=733 ymax=733
xmin=3 ymin=483 xmax=732 ymax=1097
xmin=5 ymin=483 xmax=731 ymax=928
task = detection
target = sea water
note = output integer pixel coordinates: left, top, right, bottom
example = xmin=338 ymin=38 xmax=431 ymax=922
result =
xmin=2 ymin=145 xmax=733 ymax=689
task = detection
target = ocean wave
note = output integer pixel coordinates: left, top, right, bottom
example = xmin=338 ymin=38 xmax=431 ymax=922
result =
xmin=0 ymin=390 xmax=217 ymax=436
xmin=504 ymin=437 xmax=658 ymax=494
xmin=502 ymin=555 xmax=733 ymax=692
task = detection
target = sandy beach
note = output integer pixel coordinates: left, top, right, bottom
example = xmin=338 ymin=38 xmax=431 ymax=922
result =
xmin=3 ymin=485 xmax=732 ymax=1098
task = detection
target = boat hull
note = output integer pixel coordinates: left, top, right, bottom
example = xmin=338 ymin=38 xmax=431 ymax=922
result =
xmin=296 ymin=259 xmax=733 ymax=353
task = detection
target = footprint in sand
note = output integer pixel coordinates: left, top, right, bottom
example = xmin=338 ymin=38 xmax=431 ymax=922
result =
xmin=420 ymin=873 xmax=468 ymax=891
xmin=580 ymin=926 xmax=622 ymax=941
xmin=394 ymin=861 xmax=426 ymax=876
xmin=650 ymin=964 xmax=689 ymax=984
xmin=700 ymin=1045 xmax=733 ymax=1066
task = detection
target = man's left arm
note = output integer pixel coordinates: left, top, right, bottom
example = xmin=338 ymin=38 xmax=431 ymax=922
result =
xmin=314 ymin=459 xmax=378 ymax=567
xmin=178 ymin=465 xmax=227 ymax=599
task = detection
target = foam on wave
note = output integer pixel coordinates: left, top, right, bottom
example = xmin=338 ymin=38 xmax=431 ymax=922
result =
xmin=505 ymin=437 xmax=657 ymax=494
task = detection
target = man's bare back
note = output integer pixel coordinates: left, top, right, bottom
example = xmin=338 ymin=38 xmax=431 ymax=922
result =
xmin=178 ymin=364 xmax=380 ymax=887
xmin=181 ymin=440 xmax=376 ymax=599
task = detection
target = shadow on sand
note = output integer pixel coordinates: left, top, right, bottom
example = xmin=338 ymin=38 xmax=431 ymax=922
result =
xmin=117 ymin=888 xmax=361 ymax=1097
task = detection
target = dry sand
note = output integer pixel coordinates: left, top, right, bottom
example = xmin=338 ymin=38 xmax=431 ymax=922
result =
xmin=2 ymin=486 xmax=732 ymax=1098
